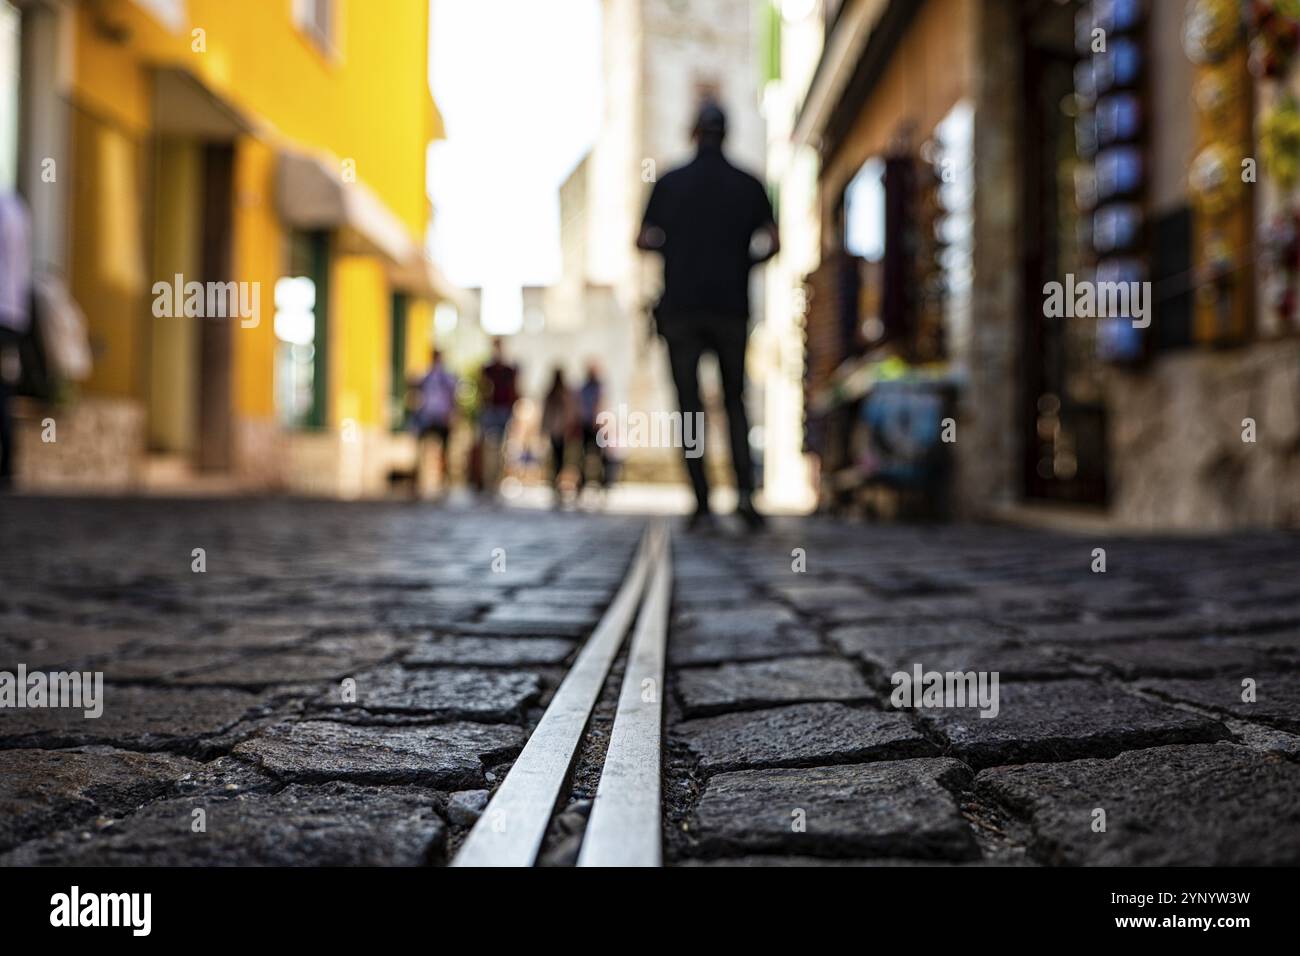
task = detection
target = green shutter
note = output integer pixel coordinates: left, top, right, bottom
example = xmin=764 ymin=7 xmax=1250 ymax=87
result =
xmin=390 ymin=292 xmax=410 ymax=432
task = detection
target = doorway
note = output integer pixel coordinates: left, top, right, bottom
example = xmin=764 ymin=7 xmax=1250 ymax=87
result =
xmin=1018 ymin=0 xmax=1108 ymax=504
xmin=147 ymin=140 xmax=236 ymax=472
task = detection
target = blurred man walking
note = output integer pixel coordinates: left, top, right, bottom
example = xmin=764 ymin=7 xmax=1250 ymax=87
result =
xmin=637 ymin=101 xmax=778 ymax=532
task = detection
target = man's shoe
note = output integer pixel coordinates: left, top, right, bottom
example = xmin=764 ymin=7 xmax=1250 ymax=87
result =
xmin=686 ymin=508 xmax=716 ymax=533
xmin=736 ymin=497 xmax=766 ymax=532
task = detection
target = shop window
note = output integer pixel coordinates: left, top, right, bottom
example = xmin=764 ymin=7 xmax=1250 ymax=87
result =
xmin=1025 ymin=0 xmax=1107 ymax=504
xmin=935 ymin=101 xmax=975 ymax=360
xmin=275 ymin=231 xmax=330 ymax=429
xmin=843 ymin=157 xmax=885 ymax=262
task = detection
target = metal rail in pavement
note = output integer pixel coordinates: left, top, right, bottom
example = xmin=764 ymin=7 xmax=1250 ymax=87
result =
xmin=452 ymin=520 xmax=668 ymax=867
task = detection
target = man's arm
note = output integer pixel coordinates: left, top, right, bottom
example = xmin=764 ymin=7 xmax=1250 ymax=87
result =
xmin=636 ymin=179 xmax=666 ymax=251
xmin=636 ymin=223 xmax=666 ymax=251
xmin=750 ymin=221 xmax=780 ymax=265
xmin=749 ymin=177 xmax=779 ymax=265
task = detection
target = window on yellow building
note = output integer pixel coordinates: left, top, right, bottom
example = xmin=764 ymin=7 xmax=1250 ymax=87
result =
xmin=275 ymin=231 xmax=330 ymax=429
xmin=293 ymin=0 xmax=336 ymax=58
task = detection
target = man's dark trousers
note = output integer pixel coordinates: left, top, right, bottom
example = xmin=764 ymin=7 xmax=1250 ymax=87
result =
xmin=660 ymin=314 xmax=754 ymax=512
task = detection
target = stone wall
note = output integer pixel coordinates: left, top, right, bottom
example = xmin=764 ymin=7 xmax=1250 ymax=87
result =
xmin=1106 ymin=340 xmax=1300 ymax=530
xmin=14 ymin=396 xmax=145 ymax=492
xmin=955 ymin=0 xmax=1022 ymax=518
xmin=233 ymin=417 xmax=290 ymax=492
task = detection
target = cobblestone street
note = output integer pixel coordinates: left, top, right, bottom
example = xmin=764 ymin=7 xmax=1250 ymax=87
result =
xmin=1 ymin=497 xmax=1298 ymax=866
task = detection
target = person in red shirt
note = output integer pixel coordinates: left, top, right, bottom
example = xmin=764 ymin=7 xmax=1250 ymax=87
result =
xmin=477 ymin=338 xmax=519 ymax=496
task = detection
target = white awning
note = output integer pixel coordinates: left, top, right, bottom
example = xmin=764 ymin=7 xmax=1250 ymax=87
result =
xmin=131 ymin=0 xmax=187 ymax=33
xmin=276 ymin=148 xmax=416 ymax=267
xmin=390 ymin=250 xmax=466 ymax=307
xmin=153 ymin=68 xmax=254 ymax=139
xmin=792 ymin=0 xmax=888 ymax=148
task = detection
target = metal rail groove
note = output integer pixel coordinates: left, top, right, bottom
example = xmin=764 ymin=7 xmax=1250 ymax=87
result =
xmin=452 ymin=521 xmax=666 ymax=867
xmin=576 ymin=521 xmax=672 ymax=867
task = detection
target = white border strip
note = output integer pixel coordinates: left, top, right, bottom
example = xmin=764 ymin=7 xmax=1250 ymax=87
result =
xmin=452 ymin=522 xmax=662 ymax=867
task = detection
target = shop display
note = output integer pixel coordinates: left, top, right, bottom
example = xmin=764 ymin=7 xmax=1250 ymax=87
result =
xmin=914 ymin=141 xmax=949 ymax=364
xmin=1245 ymin=0 xmax=1300 ymax=332
xmin=1247 ymin=0 xmax=1300 ymax=78
xmin=1076 ymin=0 xmax=1149 ymax=362
xmin=1262 ymin=208 xmax=1300 ymax=322
xmin=1260 ymin=95 xmax=1300 ymax=189
xmin=1186 ymin=0 xmax=1255 ymax=343
xmin=1184 ymin=0 xmax=1245 ymax=65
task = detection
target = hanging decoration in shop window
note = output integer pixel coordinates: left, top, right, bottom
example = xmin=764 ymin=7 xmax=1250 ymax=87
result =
xmin=1190 ymin=142 xmax=1244 ymax=217
xmin=1185 ymin=0 xmax=1245 ymax=64
xmin=1246 ymin=0 xmax=1300 ymax=333
xmin=1076 ymin=0 xmax=1149 ymax=363
xmin=1259 ymin=94 xmax=1300 ymax=189
xmin=914 ymin=138 xmax=949 ymax=365
xmin=1246 ymin=0 xmax=1300 ymax=78
xmin=1261 ymin=208 xmax=1300 ymax=324
xmin=1185 ymin=0 xmax=1255 ymax=344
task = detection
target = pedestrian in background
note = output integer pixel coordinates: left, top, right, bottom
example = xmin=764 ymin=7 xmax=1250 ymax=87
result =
xmin=0 ymin=193 xmax=32 ymax=491
xmin=478 ymin=337 xmax=519 ymax=497
xmin=541 ymin=367 xmax=577 ymax=506
xmin=413 ymin=348 xmax=458 ymax=497
xmin=636 ymin=100 xmax=778 ymax=532
xmin=577 ymin=360 xmax=609 ymax=495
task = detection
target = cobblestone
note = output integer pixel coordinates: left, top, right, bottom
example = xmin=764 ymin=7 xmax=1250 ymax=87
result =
xmin=830 ymin=623 xmax=1076 ymax=682
xmin=669 ymin=605 xmax=817 ymax=665
xmin=1064 ymin=636 xmax=1286 ymax=678
xmin=1139 ymin=673 xmax=1300 ymax=733
xmin=976 ymin=743 xmax=1300 ymax=865
xmin=230 ymin=719 xmax=525 ymax=788
xmin=687 ymin=759 xmax=978 ymax=860
xmin=0 ymin=748 xmax=199 ymax=852
xmin=917 ymin=679 xmax=1231 ymax=768
xmin=0 ymin=685 xmax=273 ymax=753
xmin=326 ymin=664 xmax=541 ymax=721
xmin=672 ymin=702 xmax=936 ymax=773
xmin=674 ymin=656 xmax=874 ymax=717
xmin=2 ymin=782 xmax=447 ymax=866
xmin=403 ymin=634 xmax=575 ymax=667
xmin=172 ymin=632 xmax=407 ymax=687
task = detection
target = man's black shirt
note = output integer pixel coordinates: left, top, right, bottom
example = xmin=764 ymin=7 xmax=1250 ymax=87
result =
xmin=640 ymin=145 xmax=775 ymax=322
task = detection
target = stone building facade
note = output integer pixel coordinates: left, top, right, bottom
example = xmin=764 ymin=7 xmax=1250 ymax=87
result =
xmin=793 ymin=0 xmax=1300 ymax=529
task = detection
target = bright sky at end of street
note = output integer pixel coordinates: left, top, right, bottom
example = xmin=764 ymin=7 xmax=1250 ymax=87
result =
xmin=428 ymin=0 xmax=602 ymax=332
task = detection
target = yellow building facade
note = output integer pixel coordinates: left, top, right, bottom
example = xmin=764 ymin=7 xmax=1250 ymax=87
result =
xmin=11 ymin=0 xmax=452 ymax=494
